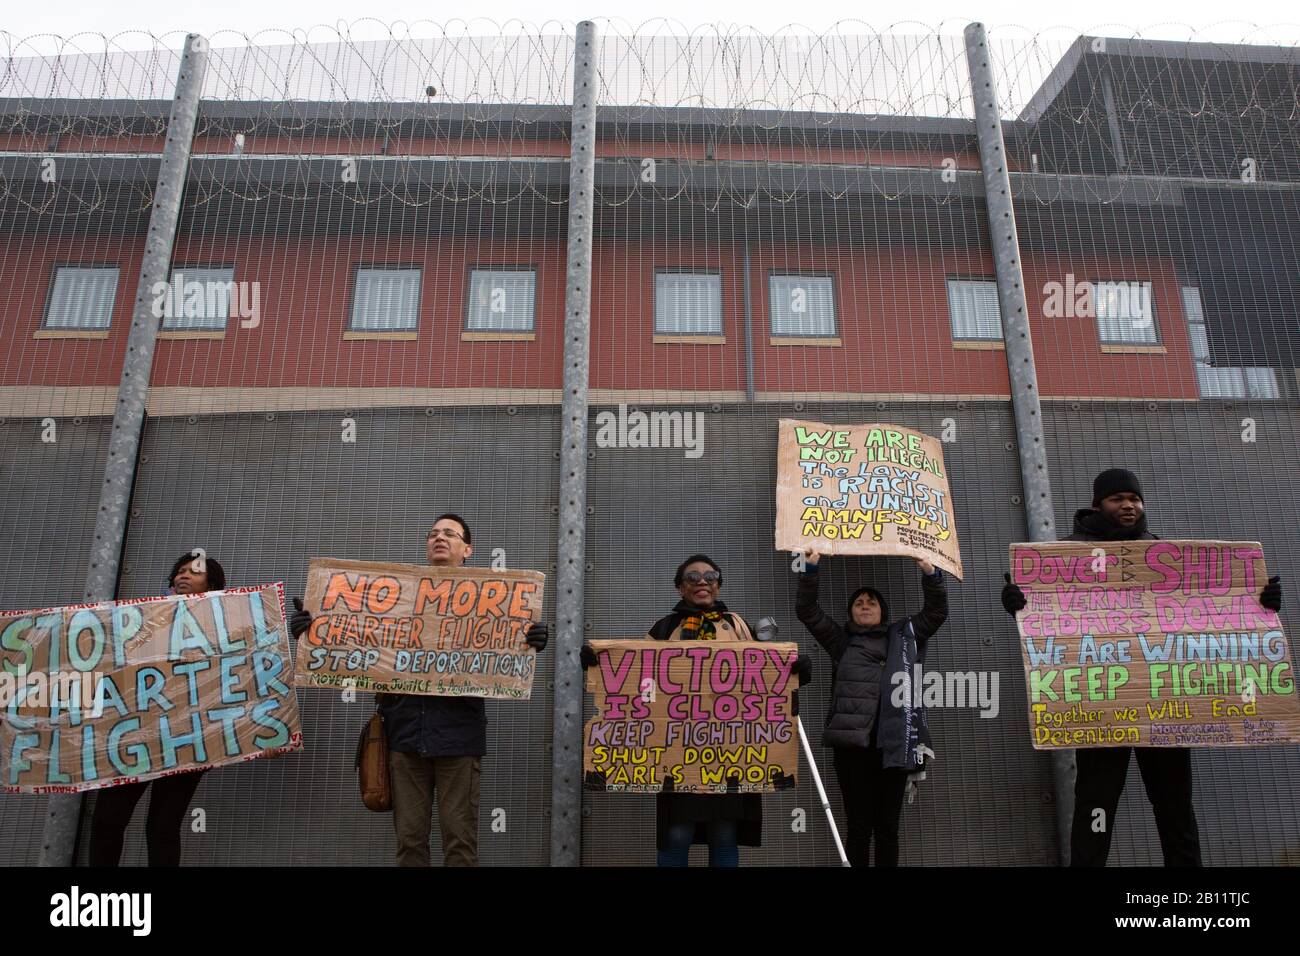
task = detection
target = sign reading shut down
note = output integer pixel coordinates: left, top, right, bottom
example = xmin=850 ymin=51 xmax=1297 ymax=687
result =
xmin=1011 ymin=540 xmax=1299 ymax=749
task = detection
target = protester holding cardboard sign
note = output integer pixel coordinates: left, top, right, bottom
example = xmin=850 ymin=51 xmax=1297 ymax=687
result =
xmin=583 ymin=554 xmax=811 ymax=867
xmin=88 ymin=550 xmax=225 ymax=867
xmin=1001 ymin=468 xmax=1284 ymax=866
xmin=795 ymin=549 xmax=947 ymax=866
xmin=287 ymin=513 xmax=548 ymax=868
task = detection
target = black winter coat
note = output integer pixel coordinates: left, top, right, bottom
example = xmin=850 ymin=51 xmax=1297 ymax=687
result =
xmin=1066 ymin=508 xmax=1156 ymax=543
xmin=378 ymin=694 xmax=486 ymax=758
xmin=647 ymin=600 xmax=764 ymax=850
xmin=796 ymin=568 xmax=947 ymax=766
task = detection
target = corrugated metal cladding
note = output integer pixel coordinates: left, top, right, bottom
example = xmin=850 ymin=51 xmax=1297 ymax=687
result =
xmin=0 ymin=402 xmax=1296 ymax=865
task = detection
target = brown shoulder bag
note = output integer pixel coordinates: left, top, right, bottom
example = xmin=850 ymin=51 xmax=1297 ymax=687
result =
xmin=354 ymin=707 xmax=392 ymax=813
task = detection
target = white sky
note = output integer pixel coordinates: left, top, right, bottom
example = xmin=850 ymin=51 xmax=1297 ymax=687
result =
xmin=4 ymin=1 xmax=1299 ymax=47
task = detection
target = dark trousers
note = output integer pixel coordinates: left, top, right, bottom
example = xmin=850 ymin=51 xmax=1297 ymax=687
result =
xmin=389 ymin=751 xmax=481 ymax=866
xmin=657 ymin=820 xmax=740 ymax=868
xmin=88 ymin=771 xmax=207 ymax=867
xmin=833 ymin=747 xmax=908 ymax=867
xmin=1071 ymin=747 xmax=1202 ymax=867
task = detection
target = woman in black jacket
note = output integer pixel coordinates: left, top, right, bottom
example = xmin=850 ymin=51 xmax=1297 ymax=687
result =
xmin=796 ymin=550 xmax=947 ymax=867
xmin=583 ymin=553 xmax=810 ymax=867
xmin=88 ymin=549 xmax=225 ymax=866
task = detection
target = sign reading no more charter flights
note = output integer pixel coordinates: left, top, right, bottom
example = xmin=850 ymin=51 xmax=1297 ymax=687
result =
xmin=775 ymin=419 xmax=963 ymax=579
xmin=0 ymin=584 xmax=303 ymax=794
xmin=296 ymin=558 xmax=545 ymax=700
xmin=1011 ymin=540 xmax=1299 ymax=749
xmin=583 ymin=640 xmax=801 ymax=793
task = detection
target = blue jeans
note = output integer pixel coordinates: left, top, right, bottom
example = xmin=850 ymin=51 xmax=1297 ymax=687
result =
xmin=657 ymin=820 xmax=740 ymax=867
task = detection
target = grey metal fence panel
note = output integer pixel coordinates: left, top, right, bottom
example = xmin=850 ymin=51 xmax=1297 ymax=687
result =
xmin=581 ymin=402 xmax=1060 ymax=865
xmin=70 ymin=408 xmax=559 ymax=865
xmin=0 ymin=417 xmax=113 ymax=864
xmin=1042 ymin=402 xmax=1300 ymax=866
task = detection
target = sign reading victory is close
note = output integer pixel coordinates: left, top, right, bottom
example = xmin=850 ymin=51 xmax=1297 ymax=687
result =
xmin=583 ymin=639 xmax=801 ymax=794
xmin=1010 ymin=540 xmax=1300 ymax=749
xmin=775 ymin=419 xmax=963 ymax=579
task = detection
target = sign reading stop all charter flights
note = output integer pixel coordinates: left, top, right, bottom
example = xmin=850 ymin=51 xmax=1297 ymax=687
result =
xmin=0 ymin=585 xmax=303 ymax=794
xmin=775 ymin=419 xmax=963 ymax=579
xmin=296 ymin=558 xmax=545 ymax=700
xmin=1011 ymin=540 xmax=1300 ymax=749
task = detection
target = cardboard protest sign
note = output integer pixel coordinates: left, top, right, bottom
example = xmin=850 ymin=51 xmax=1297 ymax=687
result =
xmin=582 ymin=640 xmax=800 ymax=793
xmin=296 ymin=558 xmax=545 ymax=700
xmin=0 ymin=584 xmax=303 ymax=794
xmin=775 ymin=420 xmax=963 ymax=579
xmin=1011 ymin=540 xmax=1300 ymax=748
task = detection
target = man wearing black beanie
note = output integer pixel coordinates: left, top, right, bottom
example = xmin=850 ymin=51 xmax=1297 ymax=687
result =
xmin=1001 ymin=467 xmax=1283 ymax=867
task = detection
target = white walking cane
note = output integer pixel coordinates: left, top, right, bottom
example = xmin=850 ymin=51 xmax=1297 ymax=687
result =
xmin=798 ymin=715 xmax=851 ymax=867
xmin=757 ymin=617 xmax=850 ymax=867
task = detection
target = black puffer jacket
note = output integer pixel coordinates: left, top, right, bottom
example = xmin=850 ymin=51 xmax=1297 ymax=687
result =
xmin=797 ymin=567 xmax=947 ymax=765
xmin=1066 ymin=508 xmax=1156 ymax=543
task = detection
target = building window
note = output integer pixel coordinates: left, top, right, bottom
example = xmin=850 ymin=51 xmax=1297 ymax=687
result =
xmin=1095 ymin=280 xmax=1157 ymax=344
xmin=1183 ymin=286 xmax=1280 ymax=399
xmin=467 ymin=268 xmax=536 ymax=332
xmin=769 ymin=274 xmax=836 ymax=336
xmin=161 ymin=267 xmax=235 ymax=330
xmin=350 ymin=267 xmax=421 ymax=331
xmin=655 ymin=272 xmax=722 ymax=336
xmin=946 ymin=278 xmax=1003 ymax=340
xmin=43 ymin=266 xmax=119 ymax=330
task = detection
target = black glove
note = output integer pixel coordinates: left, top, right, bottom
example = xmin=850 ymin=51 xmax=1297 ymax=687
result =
xmin=525 ymin=622 xmax=549 ymax=652
xmin=579 ymin=643 xmax=598 ymax=668
xmin=289 ymin=597 xmax=313 ymax=639
xmin=1001 ymin=574 xmax=1026 ymax=615
xmin=793 ymin=653 xmax=813 ymax=688
xmin=1260 ymin=576 xmax=1282 ymax=613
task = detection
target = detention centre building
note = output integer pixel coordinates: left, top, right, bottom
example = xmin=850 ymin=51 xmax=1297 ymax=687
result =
xmin=0 ymin=28 xmax=1296 ymax=865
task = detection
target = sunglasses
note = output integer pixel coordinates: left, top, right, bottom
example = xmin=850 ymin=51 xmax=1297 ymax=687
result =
xmin=682 ymin=571 xmax=721 ymax=585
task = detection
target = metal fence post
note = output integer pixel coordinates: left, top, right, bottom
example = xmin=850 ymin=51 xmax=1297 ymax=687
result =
xmin=963 ymin=22 xmax=1075 ymax=865
xmin=37 ymin=33 xmax=210 ymax=867
xmin=549 ymin=19 xmax=598 ymax=867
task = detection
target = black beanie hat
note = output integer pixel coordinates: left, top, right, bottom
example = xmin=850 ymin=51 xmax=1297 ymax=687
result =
xmin=847 ymin=586 xmax=889 ymax=625
xmin=1092 ymin=468 xmax=1144 ymax=507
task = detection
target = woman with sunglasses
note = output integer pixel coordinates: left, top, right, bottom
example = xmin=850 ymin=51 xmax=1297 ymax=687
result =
xmin=586 ymin=553 xmax=810 ymax=867
xmin=88 ymin=549 xmax=226 ymax=866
